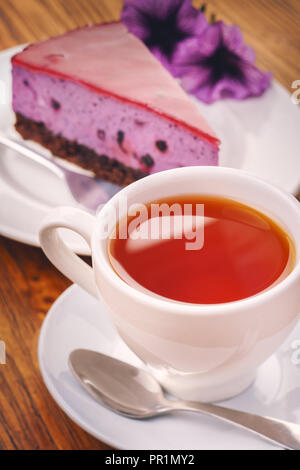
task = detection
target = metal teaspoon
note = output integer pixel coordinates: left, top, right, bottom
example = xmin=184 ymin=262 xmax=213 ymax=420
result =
xmin=69 ymin=349 xmax=300 ymax=450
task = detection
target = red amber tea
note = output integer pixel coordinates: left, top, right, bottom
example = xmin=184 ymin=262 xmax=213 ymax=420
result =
xmin=108 ymin=195 xmax=295 ymax=304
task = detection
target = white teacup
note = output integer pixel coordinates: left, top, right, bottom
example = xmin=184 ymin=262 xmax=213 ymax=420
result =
xmin=39 ymin=166 xmax=300 ymax=402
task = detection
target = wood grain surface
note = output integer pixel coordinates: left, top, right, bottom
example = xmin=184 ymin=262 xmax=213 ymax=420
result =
xmin=0 ymin=0 xmax=299 ymax=450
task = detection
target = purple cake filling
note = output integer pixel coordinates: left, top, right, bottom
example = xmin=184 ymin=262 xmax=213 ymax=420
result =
xmin=12 ymin=66 xmax=218 ymax=174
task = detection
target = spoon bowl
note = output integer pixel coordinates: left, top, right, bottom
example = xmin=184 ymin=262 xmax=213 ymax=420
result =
xmin=69 ymin=349 xmax=169 ymax=418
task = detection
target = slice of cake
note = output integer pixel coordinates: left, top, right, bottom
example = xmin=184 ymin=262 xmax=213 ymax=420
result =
xmin=12 ymin=22 xmax=220 ymax=186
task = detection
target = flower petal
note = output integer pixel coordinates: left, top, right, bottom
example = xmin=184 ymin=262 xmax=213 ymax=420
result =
xmin=121 ymin=1 xmax=152 ymax=41
xmin=176 ymin=1 xmax=207 ymax=36
xmin=159 ymin=0 xmax=190 ymax=20
xmin=173 ymin=20 xmax=271 ymax=103
xmin=221 ymin=24 xmax=243 ymax=51
xmin=196 ymin=24 xmax=223 ymax=57
xmin=173 ymin=27 xmax=222 ymax=69
xmin=242 ymin=63 xmax=272 ymax=95
xmin=179 ymin=65 xmax=212 ymax=94
xmin=194 ymin=10 xmax=210 ymax=36
xmin=122 ymin=0 xmax=204 ymax=69
xmin=190 ymin=64 xmax=272 ymax=104
xmin=221 ymin=23 xmax=255 ymax=64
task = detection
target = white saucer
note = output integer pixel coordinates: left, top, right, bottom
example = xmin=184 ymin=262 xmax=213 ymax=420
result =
xmin=38 ymin=284 xmax=300 ymax=450
xmin=1 ymin=46 xmax=300 ymax=252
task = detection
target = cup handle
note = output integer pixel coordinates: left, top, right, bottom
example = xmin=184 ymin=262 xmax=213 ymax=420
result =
xmin=39 ymin=206 xmax=98 ymax=298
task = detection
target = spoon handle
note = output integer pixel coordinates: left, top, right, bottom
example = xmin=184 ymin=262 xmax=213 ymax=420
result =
xmin=173 ymin=400 xmax=300 ymax=450
xmin=0 ymin=133 xmax=64 ymax=179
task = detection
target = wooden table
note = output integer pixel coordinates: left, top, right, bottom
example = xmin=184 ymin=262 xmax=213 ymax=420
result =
xmin=0 ymin=0 xmax=299 ymax=450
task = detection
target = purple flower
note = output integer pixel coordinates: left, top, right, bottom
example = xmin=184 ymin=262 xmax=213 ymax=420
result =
xmin=121 ymin=0 xmax=207 ymax=73
xmin=173 ymin=21 xmax=272 ymax=103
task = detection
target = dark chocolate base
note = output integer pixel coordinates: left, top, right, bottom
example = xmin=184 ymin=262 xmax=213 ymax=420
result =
xmin=15 ymin=113 xmax=146 ymax=186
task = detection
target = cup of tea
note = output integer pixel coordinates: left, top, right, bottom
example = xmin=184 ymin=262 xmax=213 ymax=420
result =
xmin=39 ymin=166 xmax=300 ymax=402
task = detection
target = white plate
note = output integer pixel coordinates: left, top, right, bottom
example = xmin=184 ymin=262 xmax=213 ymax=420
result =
xmin=1 ymin=45 xmax=300 ymax=253
xmin=38 ymin=284 xmax=300 ymax=450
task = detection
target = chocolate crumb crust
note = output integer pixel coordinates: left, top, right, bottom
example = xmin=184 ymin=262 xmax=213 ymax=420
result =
xmin=15 ymin=113 xmax=147 ymax=186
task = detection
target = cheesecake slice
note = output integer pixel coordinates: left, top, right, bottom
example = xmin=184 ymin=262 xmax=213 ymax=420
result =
xmin=12 ymin=22 xmax=219 ymax=186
